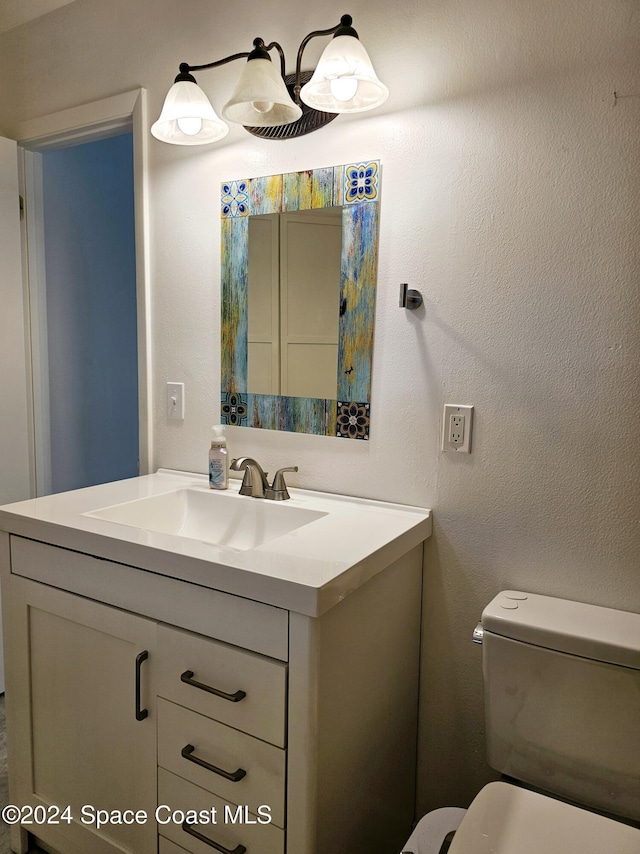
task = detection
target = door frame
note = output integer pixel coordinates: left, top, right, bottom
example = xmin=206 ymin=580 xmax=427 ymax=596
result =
xmin=17 ymin=88 xmax=152 ymax=494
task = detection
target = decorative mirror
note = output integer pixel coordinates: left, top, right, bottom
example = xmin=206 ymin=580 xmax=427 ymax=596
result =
xmin=220 ymin=161 xmax=380 ymax=439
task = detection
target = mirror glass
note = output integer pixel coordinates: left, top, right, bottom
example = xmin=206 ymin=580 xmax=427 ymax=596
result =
xmin=248 ymin=207 xmax=342 ymax=399
xmin=221 ymin=161 xmax=380 ymax=440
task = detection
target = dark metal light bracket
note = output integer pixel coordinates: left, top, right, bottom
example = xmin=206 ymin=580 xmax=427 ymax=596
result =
xmin=244 ymin=70 xmax=338 ymax=139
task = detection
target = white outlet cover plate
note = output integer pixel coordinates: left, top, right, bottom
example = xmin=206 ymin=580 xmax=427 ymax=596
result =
xmin=443 ymin=404 xmax=474 ymax=453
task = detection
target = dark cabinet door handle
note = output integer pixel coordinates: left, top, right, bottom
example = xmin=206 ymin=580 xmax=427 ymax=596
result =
xmin=182 ymin=820 xmax=246 ymax=853
xmin=135 ymin=650 xmax=149 ymax=721
xmin=182 ymin=744 xmax=246 ymax=782
xmin=180 ymin=670 xmax=246 ymax=703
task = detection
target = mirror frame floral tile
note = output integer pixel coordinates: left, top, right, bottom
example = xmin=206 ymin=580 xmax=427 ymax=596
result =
xmin=220 ymin=161 xmax=380 ymax=439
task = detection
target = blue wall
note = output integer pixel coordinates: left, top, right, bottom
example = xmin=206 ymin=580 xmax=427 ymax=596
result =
xmin=42 ymin=132 xmax=138 ymax=492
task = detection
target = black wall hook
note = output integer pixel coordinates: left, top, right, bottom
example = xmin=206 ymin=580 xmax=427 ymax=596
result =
xmin=399 ymin=283 xmax=423 ymax=310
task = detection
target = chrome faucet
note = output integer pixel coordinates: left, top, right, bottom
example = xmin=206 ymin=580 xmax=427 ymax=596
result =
xmin=230 ymin=458 xmax=298 ymax=500
xmin=230 ymin=457 xmax=270 ymax=498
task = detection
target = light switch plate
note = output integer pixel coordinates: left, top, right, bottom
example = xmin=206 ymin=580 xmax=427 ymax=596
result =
xmin=166 ymin=382 xmax=184 ymax=420
xmin=442 ymin=404 xmax=473 ymax=453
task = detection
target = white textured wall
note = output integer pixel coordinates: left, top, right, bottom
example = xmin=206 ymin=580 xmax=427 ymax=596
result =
xmin=1 ymin=0 xmax=638 ymax=813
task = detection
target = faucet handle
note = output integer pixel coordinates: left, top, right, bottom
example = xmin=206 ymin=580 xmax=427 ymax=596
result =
xmin=266 ymin=466 xmax=298 ymax=501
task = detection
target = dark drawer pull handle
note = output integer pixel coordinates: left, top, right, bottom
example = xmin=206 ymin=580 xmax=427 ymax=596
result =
xmin=182 ymin=744 xmax=247 ymax=782
xmin=135 ymin=650 xmax=149 ymax=721
xmin=180 ymin=670 xmax=246 ymax=703
xmin=182 ymin=820 xmax=246 ymax=853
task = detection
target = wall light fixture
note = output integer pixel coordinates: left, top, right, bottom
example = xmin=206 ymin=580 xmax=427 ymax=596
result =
xmin=151 ymin=14 xmax=388 ymax=145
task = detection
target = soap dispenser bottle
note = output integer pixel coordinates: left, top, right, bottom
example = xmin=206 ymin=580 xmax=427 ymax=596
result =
xmin=209 ymin=425 xmax=228 ymax=489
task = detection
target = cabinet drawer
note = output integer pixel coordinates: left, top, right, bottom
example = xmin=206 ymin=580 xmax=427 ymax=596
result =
xmin=159 ymin=838 xmax=191 ymax=854
xmin=157 ymin=625 xmax=287 ymax=747
xmin=158 ymin=698 xmax=285 ymax=828
xmin=158 ymin=767 xmax=284 ymax=854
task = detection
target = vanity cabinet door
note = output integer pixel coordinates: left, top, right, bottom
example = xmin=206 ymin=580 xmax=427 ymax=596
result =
xmin=4 ymin=574 xmax=158 ymax=854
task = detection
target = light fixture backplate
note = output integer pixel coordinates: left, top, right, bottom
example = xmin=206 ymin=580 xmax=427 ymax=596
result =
xmin=244 ymin=70 xmax=338 ymax=139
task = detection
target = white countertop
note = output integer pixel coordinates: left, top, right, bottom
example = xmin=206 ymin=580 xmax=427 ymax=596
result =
xmin=0 ymin=470 xmax=432 ymax=616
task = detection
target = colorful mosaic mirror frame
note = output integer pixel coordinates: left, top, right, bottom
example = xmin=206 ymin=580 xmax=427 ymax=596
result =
xmin=220 ymin=161 xmax=380 ymax=440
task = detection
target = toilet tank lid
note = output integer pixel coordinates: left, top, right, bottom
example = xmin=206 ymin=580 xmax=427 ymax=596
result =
xmin=481 ymin=591 xmax=640 ymax=670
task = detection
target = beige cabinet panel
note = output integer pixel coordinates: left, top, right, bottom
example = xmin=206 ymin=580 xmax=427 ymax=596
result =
xmin=159 ymin=837 xmax=192 ymax=854
xmin=10 ymin=535 xmax=290 ymax=660
xmin=6 ymin=575 xmax=157 ymax=854
xmin=157 ymin=624 xmax=288 ymax=747
xmin=158 ymin=767 xmax=285 ymax=854
xmin=157 ymin=698 xmax=286 ymax=828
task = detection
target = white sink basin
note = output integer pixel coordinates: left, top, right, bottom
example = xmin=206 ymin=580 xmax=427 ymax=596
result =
xmin=0 ymin=469 xmax=432 ymax=615
xmin=84 ymin=488 xmax=327 ymax=551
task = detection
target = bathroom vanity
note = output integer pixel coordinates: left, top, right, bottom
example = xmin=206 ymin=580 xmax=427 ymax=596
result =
xmin=0 ymin=470 xmax=431 ymax=854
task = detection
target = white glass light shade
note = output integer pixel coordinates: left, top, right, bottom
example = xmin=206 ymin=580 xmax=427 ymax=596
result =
xmin=151 ymin=80 xmax=229 ymax=145
xmin=300 ymin=35 xmax=389 ymax=114
xmin=222 ymin=58 xmax=302 ymax=127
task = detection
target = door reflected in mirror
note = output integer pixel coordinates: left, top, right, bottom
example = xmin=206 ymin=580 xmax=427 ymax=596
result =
xmin=248 ymin=207 xmax=342 ymax=398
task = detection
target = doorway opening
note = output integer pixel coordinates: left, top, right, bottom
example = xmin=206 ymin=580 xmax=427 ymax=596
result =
xmin=18 ymin=89 xmax=151 ymax=496
xmin=40 ymin=132 xmax=138 ymax=493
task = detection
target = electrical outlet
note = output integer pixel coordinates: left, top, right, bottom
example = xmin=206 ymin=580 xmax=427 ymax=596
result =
xmin=450 ymin=414 xmax=465 ymax=446
xmin=167 ymin=382 xmax=184 ymax=420
xmin=443 ymin=404 xmax=473 ymax=453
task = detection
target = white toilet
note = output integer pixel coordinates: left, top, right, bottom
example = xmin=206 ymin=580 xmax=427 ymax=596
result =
xmin=402 ymin=590 xmax=640 ymax=853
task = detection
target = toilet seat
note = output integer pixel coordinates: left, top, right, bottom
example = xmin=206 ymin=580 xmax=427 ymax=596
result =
xmin=448 ymin=782 xmax=640 ymax=854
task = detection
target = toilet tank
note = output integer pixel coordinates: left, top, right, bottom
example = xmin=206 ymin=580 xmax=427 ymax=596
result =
xmin=481 ymin=591 xmax=640 ymax=821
